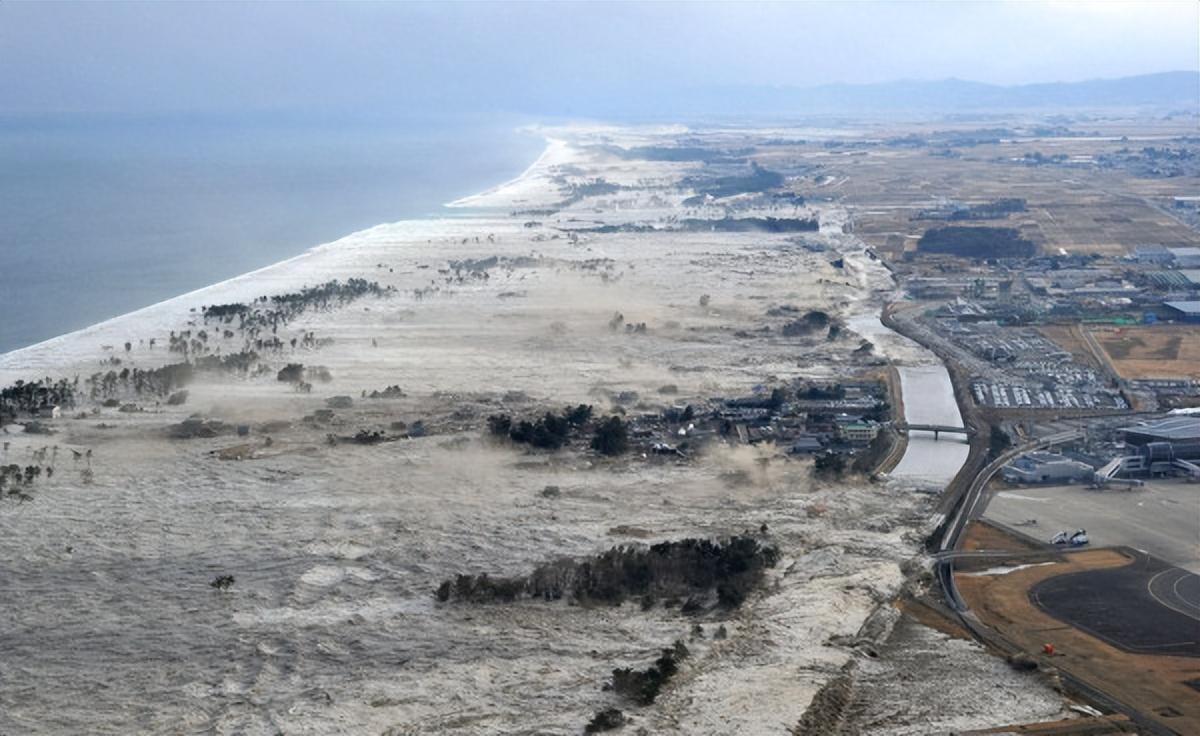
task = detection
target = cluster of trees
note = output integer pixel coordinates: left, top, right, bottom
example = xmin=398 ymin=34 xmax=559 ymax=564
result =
xmin=351 ymin=429 xmax=388 ymax=445
xmin=590 ymin=416 xmax=629 ymax=456
xmin=1134 ymin=146 xmax=1195 ymax=161
xmin=436 ymin=571 xmax=526 ymax=603
xmin=610 ymin=640 xmax=690 ymax=706
xmin=725 ymin=389 xmax=789 ymax=414
xmin=84 ymin=350 xmax=261 ymax=401
xmin=813 ymin=452 xmax=848 ymax=479
xmin=682 ymin=162 xmax=784 ymax=198
xmin=201 ymin=303 xmax=249 ymax=320
xmin=781 ymin=310 xmax=832 ymax=337
xmin=167 ymin=328 xmax=313 ymax=359
xmin=447 ymin=256 xmax=500 ymax=273
xmin=275 ymin=362 xmax=331 ymax=388
xmin=201 ymin=279 xmax=392 ymax=334
xmin=609 ymin=144 xmax=750 ymax=164
xmin=488 ymin=405 xmax=592 ymax=450
xmin=606 ymin=313 xmax=647 ymax=334
xmin=584 ymin=708 xmax=626 ymax=733
xmin=1 ymin=378 xmax=76 ymax=420
xmin=1 ymin=463 xmax=46 ymax=493
xmin=850 ymin=430 xmax=893 ymax=475
xmin=192 ymin=351 xmax=260 ymax=375
xmin=87 ymin=363 xmax=193 ymax=400
xmin=365 ymin=385 xmax=406 ymax=399
xmin=951 ymin=198 xmax=1026 ymax=220
xmin=276 ymin=363 xmax=306 ymax=383
xmin=915 ymin=198 xmax=1027 ymax=222
xmin=917 ymin=226 xmax=1037 ymax=259
xmin=487 ymin=405 xmax=630 ymax=456
xmin=987 ymin=426 xmax=1012 ymax=461
xmin=564 ymin=178 xmax=622 ymax=204
xmin=166 ymin=329 xmax=211 ymax=357
xmin=677 ymin=216 xmax=818 ymax=233
xmin=436 ymin=536 xmax=779 ymax=609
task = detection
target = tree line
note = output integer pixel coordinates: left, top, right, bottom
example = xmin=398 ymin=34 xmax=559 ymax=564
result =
xmin=436 ymin=536 xmax=778 ymax=609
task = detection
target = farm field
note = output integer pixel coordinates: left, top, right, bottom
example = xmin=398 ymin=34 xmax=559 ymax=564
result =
xmin=1089 ymin=324 xmax=1200 ymax=380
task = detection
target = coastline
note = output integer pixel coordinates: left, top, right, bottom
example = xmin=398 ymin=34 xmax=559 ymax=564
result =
xmin=445 ymin=136 xmax=563 ymax=208
xmin=0 ymin=129 xmax=971 ymax=490
xmin=0 ymin=124 xmax=1068 ymax=735
xmin=0 ymin=136 xmax=559 ymax=378
xmin=0 ymin=120 xmax=547 ymax=357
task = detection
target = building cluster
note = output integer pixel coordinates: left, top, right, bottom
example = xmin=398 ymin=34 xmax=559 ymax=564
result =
xmin=905 ymin=245 xmax=1200 ymax=326
xmin=627 ymin=380 xmax=889 ymax=458
xmin=1003 ymin=415 xmax=1200 ymax=485
xmin=920 ymin=317 xmax=1127 ymax=411
xmin=898 ymin=239 xmax=1200 ymax=412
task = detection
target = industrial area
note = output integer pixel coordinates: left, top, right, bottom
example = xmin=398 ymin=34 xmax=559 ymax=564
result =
xmin=851 ymin=130 xmax=1200 ymax=734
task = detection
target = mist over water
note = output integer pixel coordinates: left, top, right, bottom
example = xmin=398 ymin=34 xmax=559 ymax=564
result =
xmin=0 ymin=115 xmax=542 ymax=354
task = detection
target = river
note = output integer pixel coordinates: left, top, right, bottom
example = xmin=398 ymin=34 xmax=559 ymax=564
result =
xmin=839 ymin=247 xmax=970 ymax=491
xmin=890 ymin=365 xmax=971 ymax=489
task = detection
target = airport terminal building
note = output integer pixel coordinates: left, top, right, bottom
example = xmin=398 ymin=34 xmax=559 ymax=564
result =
xmin=1120 ymin=416 xmax=1200 ymax=461
xmin=1002 ymin=451 xmax=1095 ymax=484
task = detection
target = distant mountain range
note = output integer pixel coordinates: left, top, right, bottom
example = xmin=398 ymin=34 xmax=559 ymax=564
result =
xmin=608 ymin=71 xmax=1200 ymax=118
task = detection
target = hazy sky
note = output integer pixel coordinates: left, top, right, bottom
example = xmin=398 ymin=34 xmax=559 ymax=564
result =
xmin=1 ymin=1 xmax=1196 ymax=117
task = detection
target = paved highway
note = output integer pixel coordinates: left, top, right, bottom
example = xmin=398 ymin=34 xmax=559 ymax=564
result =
xmin=936 ymin=429 xmax=1083 ymax=612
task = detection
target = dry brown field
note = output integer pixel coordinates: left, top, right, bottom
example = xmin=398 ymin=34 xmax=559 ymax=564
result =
xmin=956 ymin=523 xmax=1200 ymax=735
xmin=778 ymin=130 xmax=1200 ymax=261
xmin=1089 ymin=324 xmax=1200 ymax=380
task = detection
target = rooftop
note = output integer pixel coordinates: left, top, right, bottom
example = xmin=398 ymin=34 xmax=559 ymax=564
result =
xmin=1165 ymin=300 xmax=1200 ymax=314
xmin=1120 ymin=416 xmax=1200 ymax=441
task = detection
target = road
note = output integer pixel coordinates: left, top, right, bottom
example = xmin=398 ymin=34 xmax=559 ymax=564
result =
xmin=935 ymin=430 xmax=1189 ymax=736
xmin=940 ymin=429 xmax=1084 ymax=553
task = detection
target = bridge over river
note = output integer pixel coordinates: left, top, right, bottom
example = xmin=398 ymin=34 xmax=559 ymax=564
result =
xmin=894 ymin=422 xmax=976 ymax=441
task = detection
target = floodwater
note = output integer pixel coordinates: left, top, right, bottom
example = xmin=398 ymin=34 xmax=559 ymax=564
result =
xmin=0 ymin=128 xmax=1058 ymax=735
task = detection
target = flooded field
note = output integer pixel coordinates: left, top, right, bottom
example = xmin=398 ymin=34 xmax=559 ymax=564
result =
xmin=0 ymin=126 xmax=1067 ymax=734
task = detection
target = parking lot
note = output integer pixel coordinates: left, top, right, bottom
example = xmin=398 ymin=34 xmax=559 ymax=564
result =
xmin=985 ymin=479 xmax=1200 ymax=572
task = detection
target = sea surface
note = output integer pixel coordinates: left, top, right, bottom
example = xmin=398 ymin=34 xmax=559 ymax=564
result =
xmin=0 ymin=115 xmax=542 ymax=354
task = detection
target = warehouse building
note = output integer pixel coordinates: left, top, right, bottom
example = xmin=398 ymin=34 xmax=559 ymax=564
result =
xmin=1133 ymin=244 xmax=1175 ymax=264
xmin=1164 ymin=301 xmax=1200 ymax=323
xmin=1168 ymin=247 xmax=1200 ymax=268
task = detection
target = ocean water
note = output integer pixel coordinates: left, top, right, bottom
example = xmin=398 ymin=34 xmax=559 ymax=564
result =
xmin=0 ymin=115 xmax=542 ymax=354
